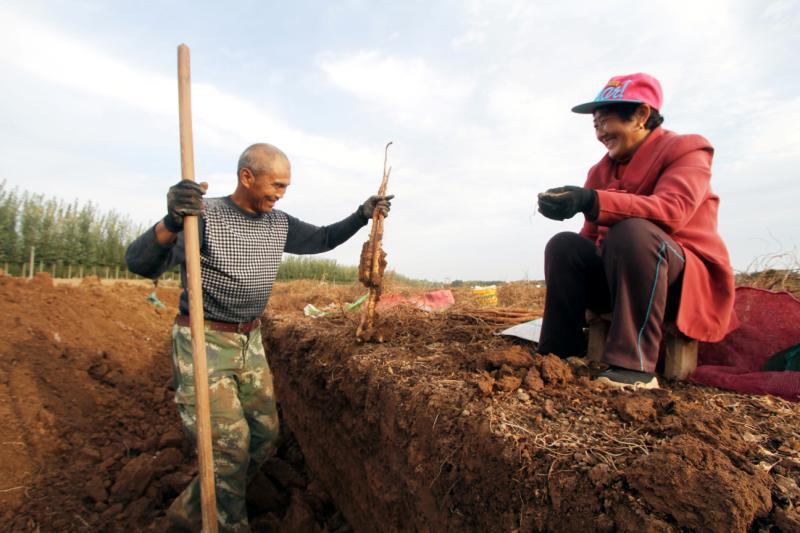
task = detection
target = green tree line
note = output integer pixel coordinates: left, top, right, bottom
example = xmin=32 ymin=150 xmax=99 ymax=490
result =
xmin=0 ymin=181 xmax=440 ymax=285
xmin=0 ymin=181 xmax=142 ymax=273
xmin=277 ymin=256 xmax=358 ymax=282
xmin=276 ymin=256 xmax=441 ymax=287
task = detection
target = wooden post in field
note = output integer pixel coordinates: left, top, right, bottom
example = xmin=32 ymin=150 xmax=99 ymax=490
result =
xmin=178 ymin=43 xmax=218 ymax=532
xmin=67 ymin=264 xmax=72 ymax=279
xmin=28 ymin=246 xmax=35 ymax=279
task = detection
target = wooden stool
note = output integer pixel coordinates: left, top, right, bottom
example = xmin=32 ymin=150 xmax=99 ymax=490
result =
xmin=585 ymin=310 xmax=698 ymax=380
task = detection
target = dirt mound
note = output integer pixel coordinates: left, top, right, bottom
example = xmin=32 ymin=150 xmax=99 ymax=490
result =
xmin=0 ymin=275 xmax=181 ymax=529
xmin=3 ymin=275 xmax=799 ymax=531
xmin=0 ymin=277 xmax=346 ymax=531
xmin=267 ymin=308 xmax=800 ymax=532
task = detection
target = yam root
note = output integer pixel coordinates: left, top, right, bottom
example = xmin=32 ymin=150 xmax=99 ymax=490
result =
xmin=356 ymin=142 xmax=392 ymax=342
xmin=358 ymin=242 xmax=387 ymax=287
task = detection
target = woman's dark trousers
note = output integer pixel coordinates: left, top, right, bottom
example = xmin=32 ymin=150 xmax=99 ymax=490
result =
xmin=538 ymin=218 xmax=685 ymax=372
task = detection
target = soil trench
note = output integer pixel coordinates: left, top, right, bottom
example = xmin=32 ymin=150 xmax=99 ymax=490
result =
xmin=266 ymin=309 xmax=800 ymax=533
xmin=0 ymin=275 xmax=349 ymax=532
xmin=2 ymin=275 xmax=799 ymax=532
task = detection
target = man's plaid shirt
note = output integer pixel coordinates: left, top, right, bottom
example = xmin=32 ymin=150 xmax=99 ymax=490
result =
xmin=126 ymin=196 xmax=368 ymax=322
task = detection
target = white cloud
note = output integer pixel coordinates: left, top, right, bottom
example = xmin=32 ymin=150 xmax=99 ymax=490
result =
xmin=451 ymin=29 xmax=487 ymax=50
xmin=0 ymin=11 xmax=174 ymax=115
xmin=760 ymin=0 xmax=799 ymax=19
xmin=0 ymin=6 xmax=378 ymax=177
xmin=318 ymin=50 xmax=474 ymax=129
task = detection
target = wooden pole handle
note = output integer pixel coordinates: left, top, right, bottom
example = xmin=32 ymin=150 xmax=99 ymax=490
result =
xmin=178 ymin=43 xmax=218 ymax=533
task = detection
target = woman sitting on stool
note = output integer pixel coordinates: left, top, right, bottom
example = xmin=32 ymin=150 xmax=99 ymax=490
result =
xmin=537 ymin=72 xmax=737 ymax=389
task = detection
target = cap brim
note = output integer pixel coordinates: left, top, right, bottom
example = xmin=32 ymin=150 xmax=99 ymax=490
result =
xmin=571 ymin=99 xmax=644 ymax=114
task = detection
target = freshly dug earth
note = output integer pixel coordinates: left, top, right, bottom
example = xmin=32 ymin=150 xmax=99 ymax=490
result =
xmin=2 ymin=274 xmax=799 ymax=532
xmin=0 ymin=274 xmax=348 ymax=531
xmin=268 ymin=309 xmax=800 ymax=533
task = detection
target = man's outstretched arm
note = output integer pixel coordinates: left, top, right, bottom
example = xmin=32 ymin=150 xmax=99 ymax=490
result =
xmin=284 ymin=195 xmax=392 ymax=254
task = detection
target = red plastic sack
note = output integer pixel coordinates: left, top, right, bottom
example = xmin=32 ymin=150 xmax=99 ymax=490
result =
xmin=377 ymin=290 xmax=455 ymax=312
xmin=692 ymin=287 xmax=800 ymax=401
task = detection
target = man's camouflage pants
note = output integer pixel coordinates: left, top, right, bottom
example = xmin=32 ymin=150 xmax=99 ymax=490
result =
xmin=168 ymin=323 xmax=279 ymax=532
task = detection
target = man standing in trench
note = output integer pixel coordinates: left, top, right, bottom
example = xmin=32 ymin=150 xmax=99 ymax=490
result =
xmin=125 ymin=143 xmax=392 ymax=531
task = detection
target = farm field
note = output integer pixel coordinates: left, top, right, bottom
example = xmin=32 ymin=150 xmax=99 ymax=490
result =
xmin=0 ymin=273 xmax=798 ymax=531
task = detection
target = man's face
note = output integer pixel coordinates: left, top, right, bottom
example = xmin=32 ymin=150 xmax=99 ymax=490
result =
xmin=245 ymin=160 xmax=291 ymax=214
xmin=593 ymin=107 xmax=647 ymax=162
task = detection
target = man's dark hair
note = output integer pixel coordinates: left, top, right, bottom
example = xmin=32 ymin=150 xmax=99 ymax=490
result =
xmin=597 ymin=102 xmax=664 ymax=130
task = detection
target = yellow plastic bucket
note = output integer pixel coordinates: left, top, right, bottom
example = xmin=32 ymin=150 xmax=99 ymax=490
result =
xmin=472 ymin=285 xmax=498 ymax=307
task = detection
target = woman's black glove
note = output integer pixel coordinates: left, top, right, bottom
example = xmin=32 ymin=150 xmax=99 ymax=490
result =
xmin=537 ymin=186 xmax=597 ymax=221
xmin=164 ymin=180 xmax=206 ymax=233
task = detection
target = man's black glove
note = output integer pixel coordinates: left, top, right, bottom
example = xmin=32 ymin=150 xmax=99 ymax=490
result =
xmin=164 ymin=180 xmax=206 ymax=233
xmin=537 ymin=186 xmax=597 ymax=221
xmin=361 ymin=194 xmax=394 ymax=219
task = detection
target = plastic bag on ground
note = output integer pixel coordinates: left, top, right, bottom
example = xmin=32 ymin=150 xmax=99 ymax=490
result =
xmin=303 ymin=293 xmax=368 ymax=318
xmin=376 ymin=290 xmax=455 ymax=312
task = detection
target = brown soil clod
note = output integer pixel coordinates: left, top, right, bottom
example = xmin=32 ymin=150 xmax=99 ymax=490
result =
xmin=612 ymin=396 xmax=657 ymax=423
xmin=523 ymin=367 xmax=545 ymax=391
xmin=540 ymin=354 xmax=573 ymax=384
xmin=486 ymin=345 xmax=535 ymax=369
xmin=496 ymin=375 xmax=523 ymax=392
xmin=627 ymin=434 xmax=773 ymax=532
xmin=475 ymin=371 xmax=495 ymax=397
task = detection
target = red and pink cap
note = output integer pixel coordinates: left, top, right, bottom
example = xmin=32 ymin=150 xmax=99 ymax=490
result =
xmin=571 ymin=73 xmax=663 ymax=114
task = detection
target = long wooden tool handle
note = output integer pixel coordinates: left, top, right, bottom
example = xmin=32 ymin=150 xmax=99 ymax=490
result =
xmin=178 ymin=43 xmax=218 ymax=533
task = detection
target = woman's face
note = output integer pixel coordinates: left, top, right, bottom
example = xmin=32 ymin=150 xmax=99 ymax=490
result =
xmin=593 ymin=106 xmax=650 ymax=162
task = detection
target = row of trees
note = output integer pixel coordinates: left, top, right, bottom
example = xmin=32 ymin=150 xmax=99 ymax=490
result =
xmin=0 ymin=181 xmax=142 ymax=272
xmin=275 ymin=256 xmax=440 ymax=287
xmin=0 ymin=181 xmax=439 ymax=286
xmin=277 ymin=256 xmax=359 ymax=282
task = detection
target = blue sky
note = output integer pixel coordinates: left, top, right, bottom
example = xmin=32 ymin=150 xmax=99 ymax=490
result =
xmin=1 ymin=0 xmax=798 ymax=281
